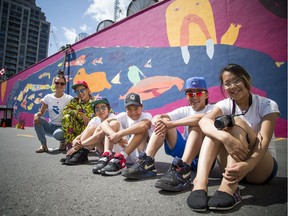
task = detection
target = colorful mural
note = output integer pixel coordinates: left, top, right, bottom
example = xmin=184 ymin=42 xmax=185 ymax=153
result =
xmin=0 ymin=0 xmax=287 ymax=138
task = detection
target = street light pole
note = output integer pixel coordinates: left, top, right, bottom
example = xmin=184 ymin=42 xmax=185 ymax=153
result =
xmin=60 ymin=44 xmax=71 ymax=94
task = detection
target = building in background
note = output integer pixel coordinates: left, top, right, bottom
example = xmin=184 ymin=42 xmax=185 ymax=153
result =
xmin=0 ymin=0 xmax=50 ymax=81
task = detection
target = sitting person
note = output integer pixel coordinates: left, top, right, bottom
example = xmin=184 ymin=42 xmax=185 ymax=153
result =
xmin=61 ymin=97 xmax=115 ymax=165
xmin=34 ymin=70 xmax=73 ymax=153
xmin=122 ymin=77 xmax=213 ymax=192
xmin=62 ymin=80 xmax=97 ymax=150
xmin=187 ymin=64 xmax=280 ymax=212
xmin=92 ymin=92 xmax=153 ymax=176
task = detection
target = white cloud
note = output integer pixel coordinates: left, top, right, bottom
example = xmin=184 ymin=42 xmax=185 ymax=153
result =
xmin=62 ymin=27 xmax=78 ymax=44
xmin=84 ymin=0 xmax=131 ymax=22
xmin=84 ymin=0 xmax=114 ymax=22
xmin=80 ymin=24 xmax=89 ymax=32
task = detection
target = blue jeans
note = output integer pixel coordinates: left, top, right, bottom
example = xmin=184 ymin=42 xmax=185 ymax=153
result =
xmin=34 ymin=118 xmax=65 ymax=145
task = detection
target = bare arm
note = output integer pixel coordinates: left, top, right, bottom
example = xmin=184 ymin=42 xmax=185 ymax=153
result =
xmin=199 ymin=106 xmax=249 ymax=161
xmin=161 ymin=113 xmax=204 ymax=129
xmin=34 ymin=102 xmax=48 ymax=125
xmin=99 ymin=117 xmax=118 ymax=136
xmin=223 ymin=113 xmax=279 ymax=184
xmin=117 ymin=119 xmax=151 ymax=138
xmin=244 ymin=113 xmax=278 ymax=171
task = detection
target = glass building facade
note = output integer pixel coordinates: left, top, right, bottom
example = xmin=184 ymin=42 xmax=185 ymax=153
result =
xmin=0 ymin=0 xmax=50 ymax=80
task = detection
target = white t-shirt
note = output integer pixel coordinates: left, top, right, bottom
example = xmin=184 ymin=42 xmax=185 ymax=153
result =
xmin=216 ymin=94 xmax=280 ymax=158
xmin=42 ymin=93 xmax=73 ymax=126
xmin=115 ymin=112 xmax=153 ymax=136
xmin=87 ymin=113 xmax=116 ymax=127
xmin=113 ymin=111 xmax=153 ymax=163
xmin=167 ymin=104 xmax=214 ymax=140
xmin=215 ymin=94 xmax=279 ymax=133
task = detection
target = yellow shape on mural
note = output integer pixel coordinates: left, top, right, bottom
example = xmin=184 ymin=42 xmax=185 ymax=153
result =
xmin=1 ymin=81 xmax=7 ymax=102
xmin=166 ymin=0 xmax=217 ymax=47
xmin=73 ymin=68 xmax=111 ymax=93
xmin=275 ymin=62 xmax=284 ymax=67
xmin=221 ymin=23 xmax=242 ymax=45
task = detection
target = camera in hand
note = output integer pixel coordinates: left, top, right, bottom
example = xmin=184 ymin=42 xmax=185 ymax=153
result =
xmin=214 ymin=115 xmax=235 ymax=129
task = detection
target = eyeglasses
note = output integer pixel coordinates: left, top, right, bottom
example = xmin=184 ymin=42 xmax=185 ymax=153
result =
xmin=185 ymin=91 xmax=206 ymax=98
xmin=95 ymin=105 xmax=107 ymax=112
xmin=223 ymin=78 xmax=242 ymax=88
xmin=54 ymin=82 xmax=66 ymax=86
xmin=74 ymin=88 xmax=86 ymax=95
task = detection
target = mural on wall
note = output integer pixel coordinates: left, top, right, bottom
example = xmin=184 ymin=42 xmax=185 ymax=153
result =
xmin=0 ymin=0 xmax=287 ymax=138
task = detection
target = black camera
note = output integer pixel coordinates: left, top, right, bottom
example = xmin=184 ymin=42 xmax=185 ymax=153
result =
xmin=214 ymin=115 xmax=235 ymax=129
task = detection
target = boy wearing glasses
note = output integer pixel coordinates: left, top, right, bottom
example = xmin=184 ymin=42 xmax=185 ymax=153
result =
xmin=62 ymin=80 xmax=97 ymax=150
xmin=62 ymin=97 xmax=116 ymax=165
xmin=122 ymin=77 xmax=214 ymax=192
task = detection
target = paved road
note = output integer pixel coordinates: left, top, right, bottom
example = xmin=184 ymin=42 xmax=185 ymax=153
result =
xmin=0 ymin=127 xmax=287 ymax=216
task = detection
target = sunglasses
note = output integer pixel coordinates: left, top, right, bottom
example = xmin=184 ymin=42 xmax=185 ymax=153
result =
xmin=95 ymin=105 xmax=107 ymax=112
xmin=186 ymin=91 xmax=206 ymax=98
xmin=54 ymin=82 xmax=66 ymax=86
xmin=74 ymin=88 xmax=86 ymax=95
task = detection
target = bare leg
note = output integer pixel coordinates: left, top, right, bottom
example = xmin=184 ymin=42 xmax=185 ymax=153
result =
xmin=146 ymin=127 xmax=177 ymax=158
xmin=124 ymin=131 xmax=149 ymax=155
xmin=182 ymin=126 xmax=204 ymax=165
xmin=81 ymin=126 xmax=106 ymax=152
xmin=193 ymin=137 xmax=222 ymax=192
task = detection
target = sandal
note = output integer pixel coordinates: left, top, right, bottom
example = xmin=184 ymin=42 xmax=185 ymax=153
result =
xmin=187 ymin=189 xmax=208 ymax=212
xmin=58 ymin=141 xmax=66 ymax=151
xmin=208 ymin=187 xmax=242 ymax=211
xmin=35 ymin=145 xmax=48 ymax=153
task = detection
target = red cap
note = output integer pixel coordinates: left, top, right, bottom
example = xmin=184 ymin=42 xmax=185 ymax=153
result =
xmin=72 ymin=80 xmax=89 ymax=90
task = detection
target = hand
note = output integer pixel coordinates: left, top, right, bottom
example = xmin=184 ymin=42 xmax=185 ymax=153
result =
xmin=72 ymin=138 xmax=80 ymax=147
xmin=66 ymin=146 xmax=79 ymax=156
xmin=33 ymin=115 xmax=40 ymax=125
xmin=107 ymin=132 xmax=122 ymax=144
xmin=118 ymin=138 xmax=128 ymax=148
xmin=223 ymin=136 xmax=249 ymax=162
xmin=154 ymin=120 xmax=168 ymax=137
xmin=81 ymin=114 xmax=90 ymax=126
xmin=223 ymin=162 xmax=250 ymax=185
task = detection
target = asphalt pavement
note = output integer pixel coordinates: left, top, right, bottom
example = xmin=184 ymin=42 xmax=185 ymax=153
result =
xmin=0 ymin=127 xmax=287 ymax=216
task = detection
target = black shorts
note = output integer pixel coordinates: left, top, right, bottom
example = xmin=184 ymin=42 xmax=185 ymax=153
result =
xmin=241 ymin=157 xmax=278 ymax=184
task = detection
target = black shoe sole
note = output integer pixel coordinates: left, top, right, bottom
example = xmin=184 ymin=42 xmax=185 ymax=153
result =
xmin=121 ymin=170 xmax=156 ymax=180
xmin=155 ymin=180 xmax=191 ymax=192
xmin=64 ymin=160 xmax=89 ymax=165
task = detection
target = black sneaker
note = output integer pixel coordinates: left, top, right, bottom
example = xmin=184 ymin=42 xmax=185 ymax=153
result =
xmin=208 ymin=187 xmax=242 ymax=211
xmin=64 ymin=148 xmax=89 ymax=165
xmin=92 ymin=152 xmax=113 ymax=174
xmin=155 ymin=157 xmax=191 ymax=192
xmin=100 ymin=152 xmax=126 ymax=176
xmin=60 ymin=154 xmax=73 ymax=163
xmin=122 ymin=152 xmax=156 ymax=179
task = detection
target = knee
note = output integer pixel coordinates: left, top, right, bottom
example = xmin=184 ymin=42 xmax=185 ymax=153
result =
xmin=53 ymin=128 xmax=64 ymax=141
xmin=109 ymin=121 xmax=120 ymax=131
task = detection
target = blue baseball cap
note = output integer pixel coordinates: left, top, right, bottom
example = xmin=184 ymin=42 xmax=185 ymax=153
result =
xmin=185 ymin=77 xmax=207 ymax=91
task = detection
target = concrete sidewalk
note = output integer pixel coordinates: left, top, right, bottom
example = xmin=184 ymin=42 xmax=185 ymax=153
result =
xmin=0 ymin=127 xmax=287 ymax=216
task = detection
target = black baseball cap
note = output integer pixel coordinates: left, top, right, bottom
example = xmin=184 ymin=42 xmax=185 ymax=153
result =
xmin=124 ymin=93 xmax=142 ymax=107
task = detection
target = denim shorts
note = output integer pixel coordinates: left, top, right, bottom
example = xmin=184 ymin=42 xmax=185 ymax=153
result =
xmin=241 ymin=157 xmax=278 ymax=184
xmin=164 ymin=130 xmax=198 ymax=171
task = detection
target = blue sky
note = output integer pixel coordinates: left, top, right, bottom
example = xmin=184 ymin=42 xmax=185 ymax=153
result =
xmin=36 ymin=0 xmax=131 ymax=56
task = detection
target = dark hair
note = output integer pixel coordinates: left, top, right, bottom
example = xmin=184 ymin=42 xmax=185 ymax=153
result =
xmin=219 ymin=64 xmax=252 ymax=95
xmin=56 ymin=70 xmax=66 ymax=83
